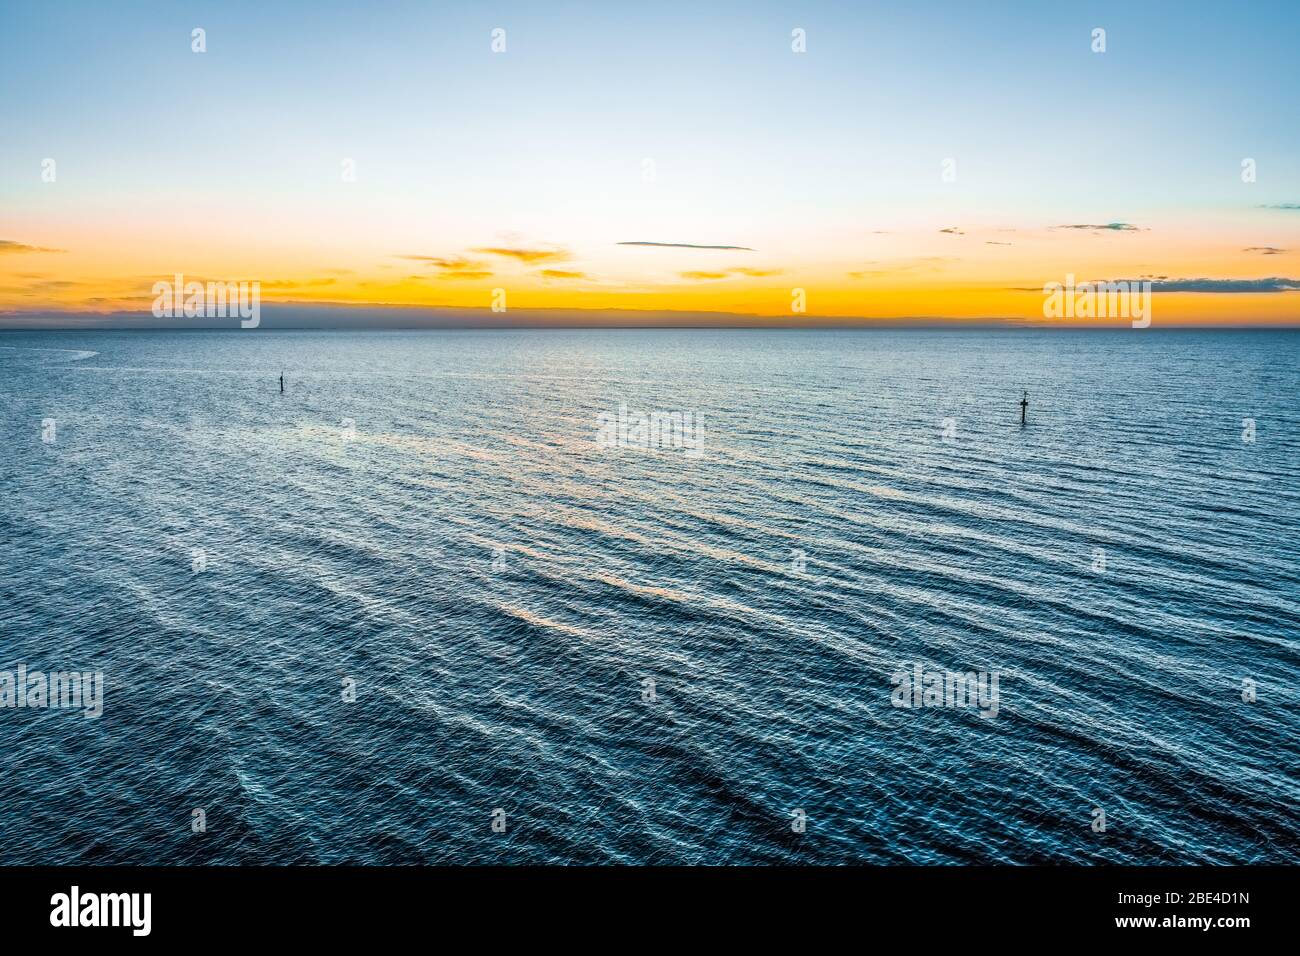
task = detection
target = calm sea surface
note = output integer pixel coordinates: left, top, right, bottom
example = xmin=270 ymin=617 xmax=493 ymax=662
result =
xmin=1 ymin=328 xmax=1297 ymax=864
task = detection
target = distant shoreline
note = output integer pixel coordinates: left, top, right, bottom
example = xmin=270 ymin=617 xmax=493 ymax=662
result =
xmin=2 ymin=316 xmax=1297 ymax=333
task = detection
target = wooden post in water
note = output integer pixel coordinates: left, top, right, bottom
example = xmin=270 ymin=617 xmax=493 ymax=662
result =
xmin=280 ymin=373 xmax=284 ymax=394
xmin=1020 ymin=390 xmax=1029 ymax=426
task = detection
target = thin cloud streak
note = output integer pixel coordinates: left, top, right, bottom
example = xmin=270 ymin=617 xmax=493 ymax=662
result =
xmin=1007 ymin=277 xmax=1300 ymax=293
xmin=1050 ymin=223 xmax=1144 ymax=232
xmin=395 ymin=255 xmax=494 ymax=279
xmin=678 ymin=267 xmax=782 ymax=281
xmin=618 ymin=242 xmax=755 ymax=251
xmin=472 ymin=246 xmax=570 ymax=264
xmin=0 ymin=240 xmax=65 ymax=254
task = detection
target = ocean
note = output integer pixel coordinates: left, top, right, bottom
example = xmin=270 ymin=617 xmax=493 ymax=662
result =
xmin=0 ymin=328 xmax=1297 ymax=864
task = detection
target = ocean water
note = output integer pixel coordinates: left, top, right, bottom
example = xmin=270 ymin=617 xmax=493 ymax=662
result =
xmin=0 ymin=328 xmax=1297 ymax=865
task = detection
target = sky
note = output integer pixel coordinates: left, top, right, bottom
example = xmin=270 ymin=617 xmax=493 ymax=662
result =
xmin=1 ymin=0 xmax=1298 ymax=326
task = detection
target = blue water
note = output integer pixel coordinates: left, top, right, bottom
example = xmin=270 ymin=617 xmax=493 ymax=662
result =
xmin=1 ymin=328 xmax=1297 ymax=864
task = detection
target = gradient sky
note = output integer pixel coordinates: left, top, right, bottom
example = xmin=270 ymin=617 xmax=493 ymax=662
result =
xmin=2 ymin=0 xmax=1298 ymax=325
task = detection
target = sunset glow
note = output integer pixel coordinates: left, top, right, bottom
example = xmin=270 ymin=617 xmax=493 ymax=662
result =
xmin=2 ymin=1 xmax=1297 ymax=325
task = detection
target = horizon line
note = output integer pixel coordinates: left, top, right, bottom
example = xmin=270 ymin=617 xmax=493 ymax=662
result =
xmin=3 ymin=300 xmax=1298 ymax=331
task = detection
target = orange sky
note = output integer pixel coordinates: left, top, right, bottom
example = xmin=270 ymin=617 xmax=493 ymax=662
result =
xmin=3 ymin=215 xmax=1297 ymax=325
xmin=3 ymin=4 xmax=1298 ymax=327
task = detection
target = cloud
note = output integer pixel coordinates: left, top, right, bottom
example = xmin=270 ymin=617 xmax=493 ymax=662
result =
xmin=1008 ymin=277 xmax=1300 ymax=293
xmin=985 ymin=241 xmax=1012 ymax=246
xmin=678 ymin=266 xmax=782 ymax=281
xmin=1259 ymin=203 xmax=1300 ymax=210
xmin=618 ymin=241 xmax=755 ymax=251
xmin=1243 ymin=246 xmax=1287 ymax=255
xmin=539 ymin=269 xmax=588 ymax=280
xmin=396 ymin=255 xmax=493 ymax=279
xmin=400 ymin=247 xmax=568 ymax=275
xmin=939 ymin=227 xmax=964 ymax=235
xmin=1051 ymin=222 xmax=1144 ymax=232
xmin=260 ymin=278 xmax=338 ymax=289
xmin=0 ymin=240 xmax=65 ymax=254
xmin=396 ymin=255 xmax=480 ymax=267
xmin=1147 ymin=277 xmax=1300 ymax=292
xmin=472 ymin=246 xmax=569 ymax=264
xmin=0 ymin=278 xmax=83 ymax=294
